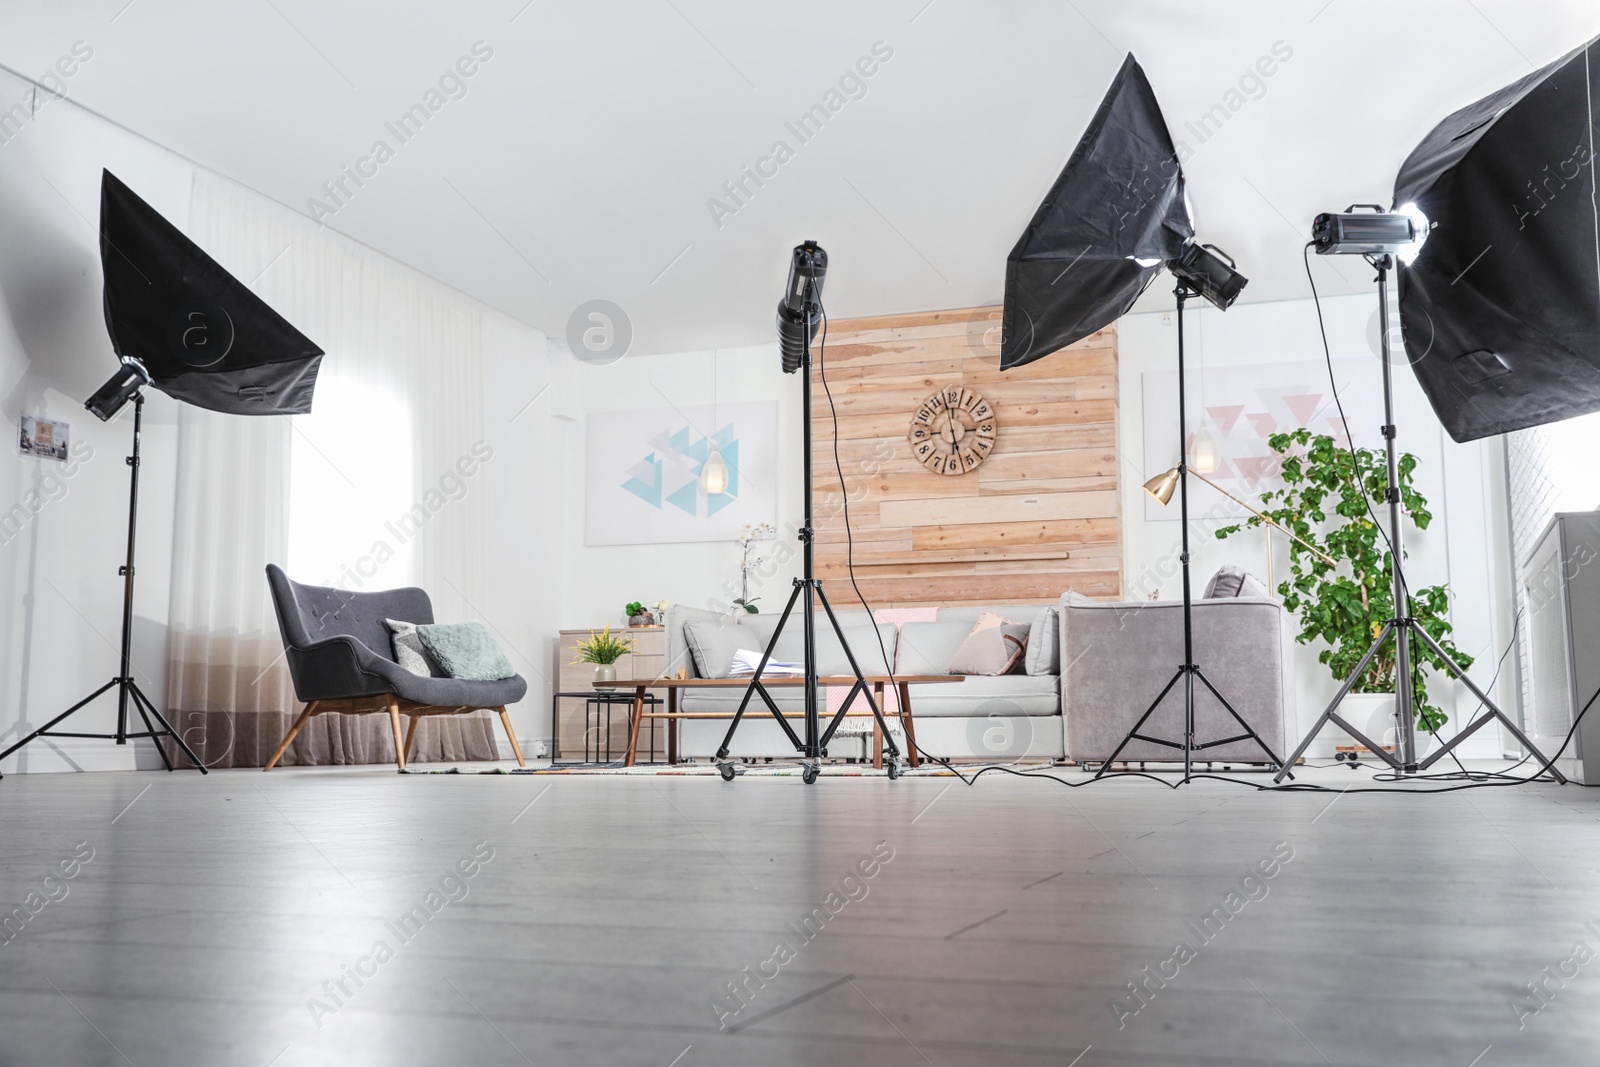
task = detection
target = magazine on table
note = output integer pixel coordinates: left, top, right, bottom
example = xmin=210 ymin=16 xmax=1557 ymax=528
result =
xmin=729 ymin=649 xmax=804 ymax=676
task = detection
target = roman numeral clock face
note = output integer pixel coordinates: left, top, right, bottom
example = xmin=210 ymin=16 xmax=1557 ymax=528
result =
xmin=909 ymin=386 xmax=996 ymax=475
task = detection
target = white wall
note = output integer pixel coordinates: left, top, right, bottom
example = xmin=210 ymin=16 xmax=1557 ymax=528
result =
xmin=1118 ymin=291 xmax=1517 ymax=758
xmin=557 ymin=342 xmax=806 ymax=631
xmin=0 ymin=71 xmax=565 ymax=771
xmin=478 ymin=314 xmax=565 ymax=752
xmin=0 ymin=70 xmax=190 ymax=773
xmin=549 ymin=292 xmax=1521 ymax=760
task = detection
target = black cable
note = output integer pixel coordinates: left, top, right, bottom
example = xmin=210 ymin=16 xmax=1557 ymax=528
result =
xmin=813 ymin=303 xmax=983 ymax=784
xmin=804 ymin=266 xmax=1567 ymax=797
xmin=1303 ymin=242 xmax=1453 ymax=754
xmin=1302 ymin=242 xmax=1400 ymax=563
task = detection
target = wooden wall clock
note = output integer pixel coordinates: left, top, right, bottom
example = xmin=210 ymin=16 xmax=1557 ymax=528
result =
xmin=909 ymin=385 xmax=997 ymax=475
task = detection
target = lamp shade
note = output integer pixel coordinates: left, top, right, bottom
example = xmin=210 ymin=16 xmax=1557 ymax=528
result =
xmin=701 ymin=446 xmax=730 ymax=495
xmin=1143 ymin=467 xmax=1180 ymax=505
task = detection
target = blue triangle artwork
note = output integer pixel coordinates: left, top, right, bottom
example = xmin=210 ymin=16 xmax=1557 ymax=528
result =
xmin=621 ymin=421 xmax=740 ymax=517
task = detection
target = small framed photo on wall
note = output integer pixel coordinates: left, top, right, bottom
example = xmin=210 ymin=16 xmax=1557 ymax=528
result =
xmin=19 ymin=416 xmax=70 ymax=462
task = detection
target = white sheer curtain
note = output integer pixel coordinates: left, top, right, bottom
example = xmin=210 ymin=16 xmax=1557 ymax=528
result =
xmin=167 ymin=172 xmax=495 ymax=767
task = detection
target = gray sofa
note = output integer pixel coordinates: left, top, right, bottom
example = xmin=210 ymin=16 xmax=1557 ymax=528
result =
xmin=1060 ymin=596 xmax=1289 ymax=765
xmin=661 ymin=591 xmax=1290 ymax=766
xmin=663 ymin=603 xmax=1066 ymax=761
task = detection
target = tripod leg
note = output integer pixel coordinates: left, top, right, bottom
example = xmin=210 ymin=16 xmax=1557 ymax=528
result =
xmin=716 ymin=584 xmax=805 ymax=760
xmin=0 ymin=679 xmax=119 ymax=761
xmin=1192 ymin=668 xmax=1286 ymax=770
xmin=127 ymin=691 xmax=175 ymax=772
xmin=1095 ymin=668 xmax=1184 ymax=779
xmin=815 ymin=587 xmax=901 ymax=760
xmin=1272 ymin=622 xmax=1400 ymax=782
xmin=1410 ymin=624 xmax=1568 ymax=783
xmin=818 ymin=680 xmax=866 ymax=751
xmin=129 ymin=682 xmax=209 ymax=774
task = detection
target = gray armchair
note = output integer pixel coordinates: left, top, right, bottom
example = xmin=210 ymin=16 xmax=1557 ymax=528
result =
xmin=1061 ymin=595 xmax=1289 ymax=765
xmin=263 ymin=564 xmax=527 ymax=771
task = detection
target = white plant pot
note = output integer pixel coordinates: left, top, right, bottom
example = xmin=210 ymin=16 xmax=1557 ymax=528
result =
xmin=1340 ymin=692 xmax=1396 ymax=751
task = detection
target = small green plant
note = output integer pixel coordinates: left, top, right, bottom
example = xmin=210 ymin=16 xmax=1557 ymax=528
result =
xmin=624 ymin=601 xmax=646 ymax=618
xmin=1215 ymin=428 xmax=1471 ymax=732
xmin=732 ymin=597 xmax=760 ymax=614
xmin=572 ymin=626 xmax=635 ymax=665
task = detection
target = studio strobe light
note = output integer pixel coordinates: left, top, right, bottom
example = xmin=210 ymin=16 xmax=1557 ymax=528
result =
xmin=1310 ymin=206 xmax=1420 ymax=256
xmin=1000 ymin=52 xmax=1283 ymax=780
xmin=0 ymin=171 xmax=324 ymax=776
xmin=777 ymin=241 xmax=827 ymax=374
xmin=1168 ymin=242 xmax=1248 ymax=311
xmin=716 ymin=242 xmax=904 ymax=785
xmin=1274 ymin=219 xmax=1562 ymax=782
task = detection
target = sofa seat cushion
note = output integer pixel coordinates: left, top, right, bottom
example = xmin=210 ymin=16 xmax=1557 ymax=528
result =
xmin=905 ymin=674 xmax=1061 ymax=717
xmin=677 ymin=675 xmax=1059 ymax=717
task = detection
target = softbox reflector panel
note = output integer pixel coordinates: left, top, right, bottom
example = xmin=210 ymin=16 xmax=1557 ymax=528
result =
xmin=1394 ymin=34 xmax=1600 ymax=441
xmin=100 ymin=169 xmax=323 ymax=415
xmin=1001 ymin=54 xmax=1192 ymax=369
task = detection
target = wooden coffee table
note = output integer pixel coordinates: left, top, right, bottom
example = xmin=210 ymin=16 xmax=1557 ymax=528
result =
xmin=604 ymin=675 xmax=962 ymax=768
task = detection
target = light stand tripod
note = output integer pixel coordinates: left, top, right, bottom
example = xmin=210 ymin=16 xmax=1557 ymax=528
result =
xmin=714 ymin=243 xmax=904 ymax=785
xmin=1273 ymin=257 xmax=1563 ymax=783
xmin=0 ymin=394 xmax=208 ymax=775
xmin=1096 ymin=281 xmax=1286 ymax=781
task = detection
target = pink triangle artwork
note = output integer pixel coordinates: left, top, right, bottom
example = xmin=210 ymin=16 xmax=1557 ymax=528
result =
xmin=1141 ymin=358 xmax=1379 ymax=521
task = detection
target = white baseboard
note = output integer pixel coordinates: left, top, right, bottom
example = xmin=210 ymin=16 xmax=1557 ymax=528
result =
xmin=0 ymin=736 xmax=169 ymax=775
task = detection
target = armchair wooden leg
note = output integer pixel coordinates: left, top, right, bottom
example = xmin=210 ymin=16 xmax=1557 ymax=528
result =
xmin=496 ymin=707 xmax=526 ymax=767
xmin=388 ymin=696 xmax=407 ymax=771
xmin=264 ymin=701 xmax=319 ymax=771
xmin=403 ymin=715 xmax=421 ymax=763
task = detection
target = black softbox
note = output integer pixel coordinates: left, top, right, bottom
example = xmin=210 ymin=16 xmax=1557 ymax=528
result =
xmin=100 ymin=169 xmax=323 ymax=415
xmin=1001 ymin=54 xmax=1193 ymax=369
xmin=1394 ymin=33 xmax=1600 ymax=441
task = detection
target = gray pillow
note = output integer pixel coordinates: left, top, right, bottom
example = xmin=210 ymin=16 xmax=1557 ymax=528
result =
xmin=416 ymin=621 xmax=515 ymax=681
xmin=385 ymin=618 xmax=444 ymax=677
xmin=1204 ymin=565 xmax=1270 ymax=599
xmin=947 ymin=614 xmax=1029 ymax=676
xmin=1025 ymin=607 xmax=1060 ymax=676
xmin=1204 ymin=565 xmax=1246 ymax=598
xmin=683 ymin=619 xmax=749 ymax=679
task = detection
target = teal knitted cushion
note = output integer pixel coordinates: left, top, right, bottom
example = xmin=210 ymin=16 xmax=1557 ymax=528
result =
xmin=416 ymin=621 xmax=516 ymax=681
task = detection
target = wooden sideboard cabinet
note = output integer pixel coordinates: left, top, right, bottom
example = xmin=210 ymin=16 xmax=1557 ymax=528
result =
xmin=554 ymin=626 xmax=666 ymax=761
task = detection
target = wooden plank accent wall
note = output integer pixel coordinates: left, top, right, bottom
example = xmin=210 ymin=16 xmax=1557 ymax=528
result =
xmin=812 ymin=306 xmax=1121 ymax=608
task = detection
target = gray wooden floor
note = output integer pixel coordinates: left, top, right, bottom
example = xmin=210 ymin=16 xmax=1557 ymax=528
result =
xmin=0 ymin=763 xmax=1596 ymax=1066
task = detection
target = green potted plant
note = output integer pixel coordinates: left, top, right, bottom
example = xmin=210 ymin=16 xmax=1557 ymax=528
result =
xmin=624 ymin=601 xmax=654 ymax=626
xmin=1215 ymin=428 xmax=1471 ymax=736
xmin=573 ymin=626 xmax=635 ymax=688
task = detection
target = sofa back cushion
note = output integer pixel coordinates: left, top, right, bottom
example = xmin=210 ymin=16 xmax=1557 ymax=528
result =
xmin=682 ymin=619 xmax=751 ymax=679
xmin=686 ymin=616 xmax=896 ymax=678
xmin=895 ymin=620 xmax=976 ymax=675
xmin=666 ymin=604 xmax=739 ymax=677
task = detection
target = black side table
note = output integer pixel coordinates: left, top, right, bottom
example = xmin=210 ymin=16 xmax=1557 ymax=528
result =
xmin=551 ymin=689 xmax=662 ymax=766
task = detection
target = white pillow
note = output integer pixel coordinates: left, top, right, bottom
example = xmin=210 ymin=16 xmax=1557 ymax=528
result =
xmin=1025 ymin=607 xmax=1060 ymax=676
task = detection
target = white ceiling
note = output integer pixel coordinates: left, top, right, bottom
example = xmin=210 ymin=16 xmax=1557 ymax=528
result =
xmin=3 ymin=0 xmax=1595 ymax=356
